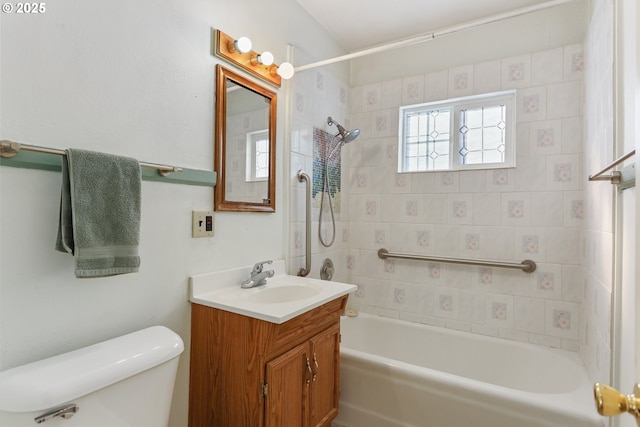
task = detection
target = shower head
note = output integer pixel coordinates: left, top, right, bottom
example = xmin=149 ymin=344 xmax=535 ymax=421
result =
xmin=327 ymin=116 xmax=360 ymax=144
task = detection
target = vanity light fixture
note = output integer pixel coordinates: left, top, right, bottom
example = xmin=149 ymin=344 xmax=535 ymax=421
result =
xmin=214 ymin=29 xmax=292 ymax=87
xmin=228 ymin=36 xmax=252 ymax=54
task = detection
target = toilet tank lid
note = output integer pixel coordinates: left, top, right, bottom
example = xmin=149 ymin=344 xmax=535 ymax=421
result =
xmin=0 ymin=326 xmax=184 ymax=413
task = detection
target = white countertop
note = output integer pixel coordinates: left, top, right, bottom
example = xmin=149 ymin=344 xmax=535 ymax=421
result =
xmin=189 ymin=261 xmax=357 ymax=324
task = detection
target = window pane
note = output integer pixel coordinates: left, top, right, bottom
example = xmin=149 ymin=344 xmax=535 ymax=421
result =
xmin=402 ymin=108 xmax=451 ymax=172
xmin=459 ymin=104 xmax=506 ymax=165
xmin=255 ymin=138 xmax=269 ymax=178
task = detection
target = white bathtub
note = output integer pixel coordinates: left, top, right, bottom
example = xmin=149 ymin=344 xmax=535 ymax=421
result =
xmin=334 ymin=313 xmax=603 ymax=427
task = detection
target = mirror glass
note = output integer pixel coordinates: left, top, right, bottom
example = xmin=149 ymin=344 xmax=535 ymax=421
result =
xmin=215 ymin=65 xmax=277 ymax=212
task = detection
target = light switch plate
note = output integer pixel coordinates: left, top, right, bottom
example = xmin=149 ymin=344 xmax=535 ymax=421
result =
xmin=192 ymin=211 xmax=214 ymax=238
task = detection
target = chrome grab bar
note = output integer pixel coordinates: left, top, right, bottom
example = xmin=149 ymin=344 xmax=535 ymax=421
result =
xmin=297 ymin=170 xmax=311 ymax=277
xmin=589 ymin=149 xmax=635 ymax=184
xmin=377 ymin=248 xmax=536 ymax=273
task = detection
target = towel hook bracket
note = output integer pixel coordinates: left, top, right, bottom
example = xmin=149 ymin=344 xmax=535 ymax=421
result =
xmin=0 ymin=140 xmax=20 ymax=158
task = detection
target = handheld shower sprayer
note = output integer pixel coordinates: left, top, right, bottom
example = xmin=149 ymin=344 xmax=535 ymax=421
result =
xmin=319 ymin=117 xmax=361 ymax=247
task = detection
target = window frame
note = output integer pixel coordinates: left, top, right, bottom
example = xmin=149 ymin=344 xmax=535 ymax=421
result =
xmin=398 ymin=90 xmax=516 ymax=173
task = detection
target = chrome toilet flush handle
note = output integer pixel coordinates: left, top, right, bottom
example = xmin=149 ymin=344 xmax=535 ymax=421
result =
xmin=34 ymin=404 xmax=79 ymax=424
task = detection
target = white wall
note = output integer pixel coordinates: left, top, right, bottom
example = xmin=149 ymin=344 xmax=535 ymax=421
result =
xmin=350 ymin=1 xmax=587 ymax=85
xmin=0 ymin=1 xmax=344 ymax=425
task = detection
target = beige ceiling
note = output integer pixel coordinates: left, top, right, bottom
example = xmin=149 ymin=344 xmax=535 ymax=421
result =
xmin=295 ymin=0 xmax=571 ymax=52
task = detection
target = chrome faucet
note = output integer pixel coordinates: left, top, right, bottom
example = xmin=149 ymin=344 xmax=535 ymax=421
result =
xmin=241 ymin=260 xmax=275 ymax=288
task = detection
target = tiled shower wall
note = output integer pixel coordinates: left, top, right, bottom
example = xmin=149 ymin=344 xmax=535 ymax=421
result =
xmin=288 ymin=52 xmax=352 ymax=281
xmin=581 ymin=0 xmax=615 ymax=383
xmin=344 ymin=44 xmax=586 ymax=350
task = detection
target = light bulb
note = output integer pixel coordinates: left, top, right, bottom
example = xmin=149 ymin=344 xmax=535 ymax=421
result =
xmin=259 ymin=51 xmax=274 ymax=66
xmin=276 ymin=62 xmax=295 ymax=80
xmin=251 ymin=51 xmax=274 ymax=66
xmin=231 ymin=36 xmax=252 ymax=53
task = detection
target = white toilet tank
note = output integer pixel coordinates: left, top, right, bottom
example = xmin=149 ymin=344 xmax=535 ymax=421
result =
xmin=0 ymin=326 xmax=184 ymax=427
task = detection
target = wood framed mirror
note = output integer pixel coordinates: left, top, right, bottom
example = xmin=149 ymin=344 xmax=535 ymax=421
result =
xmin=215 ymin=64 xmax=277 ymax=212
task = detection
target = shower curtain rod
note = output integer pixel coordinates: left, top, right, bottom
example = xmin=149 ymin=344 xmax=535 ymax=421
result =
xmin=295 ymin=0 xmax=577 ymax=72
xmin=1 ymin=140 xmax=182 ymax=176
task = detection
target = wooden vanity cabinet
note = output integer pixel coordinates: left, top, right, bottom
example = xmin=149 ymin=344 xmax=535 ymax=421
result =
xmin=189 ymin=295 xmax=347 ymax=427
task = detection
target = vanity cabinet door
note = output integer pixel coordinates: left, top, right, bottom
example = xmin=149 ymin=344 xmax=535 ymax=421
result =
xmin=264 ymin=341 xmax=310 ymax=427
xmin=264 ymin=323 xmax=341 ymax=427
xmin=309 ymin=324 xmax=341 ymax=427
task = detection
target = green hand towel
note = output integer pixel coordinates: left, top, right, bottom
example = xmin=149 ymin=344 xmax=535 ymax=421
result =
xmin=55 ymin=148 xmax=141 ymax=278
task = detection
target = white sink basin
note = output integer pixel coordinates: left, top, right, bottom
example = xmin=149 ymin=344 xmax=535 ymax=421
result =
xmin=189 ymin=261 xmax=357 ymax=324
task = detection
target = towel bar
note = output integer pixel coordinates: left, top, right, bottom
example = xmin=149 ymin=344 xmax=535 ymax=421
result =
xmin=0 ymin=140 xmax=217 ymax=187
xmin=1 ymin=141 xmax=181 ymax=176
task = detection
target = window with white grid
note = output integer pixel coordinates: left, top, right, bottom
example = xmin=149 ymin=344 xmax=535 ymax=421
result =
xmin=399 ymin=91 xmax=515 ymax=172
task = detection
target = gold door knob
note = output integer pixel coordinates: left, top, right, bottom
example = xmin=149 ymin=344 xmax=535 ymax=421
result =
xmin=593 ymin=383 xmax=640 ymax=418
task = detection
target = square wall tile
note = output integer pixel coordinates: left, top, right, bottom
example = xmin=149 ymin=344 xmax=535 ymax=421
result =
xmin=561 ymin=117 xmax=583 ymax=154
xmin=434 ymin=171 xmax=460 ymax=193
xmin=472 ymin=193 xmax=501 ymax=225
xmin=547 ymin=81 xmax=581 ymax=119
xmin=448 ymin=193 xmax=474 ymax=225
xmin=514 ymin=157 xmax=546 ymax=191
xmin=423 ymin=194 xmax=449 ymax=223
xmin=501 ymin=54 xmax=531 ymax=89
xmin=473 ymin=60 xmax=502 ymax=94
xmin=458 ymin=290 xmax=486 ymax=323
xmin=562 ymin=265 xmax=584 ymax=303
xmin=381 ymin=78 xmax=402 ymax=109
xmin=371 ymin=109 xmax=396 ymax=138
xmin=530 ymin=192 xmax=564 ymax=227
xmin=530 ymin=263 xmax=563 ymax=300
xmin=449 ymin=65 xmax=474 ymax=97
xmin=516 ymin=87 xmax=547 ymax=122
xmin=485 ymin=294 xmax=514 ymax=328
xmin=425 ymin=70 xmax=449 ymax=102
xmin=545 ymin=154 xmax=582 ymax=191
xmin=459 ymin=170 xmax=487 ymax=193
xmin=563 ymin=44 xmax=584 ymax=81
xmin=362 ymin=83 xmax=382 ymax=112
xmin=545 ymin=300 xmax=580 ymax=339
xmin=529 ymin=119 xmax=563 ymax=155
xmin=433 ymin=287 xmax=459 ymax=319
xmin=402 ymin=74 xmax=425 ymax=105
xmin=545 ymin=227 xmax=581 ymax=265
xmin=531 ymin=47 xmax=563 ymax=85
xmin=564 ymin=191 xmax=584 ymax=226
xmin=486 ymin=169 xmax=516 ymax=192
xmin=515 ymin=228 xmax=547 ymax=263
xmin=482 ymin=226 xmax=516 ymax=261
xmin=514 ymin=296 xmax=545 ymax=334
xmin=501 ymin=193 xmax=531 ymax=226
xmin=459 ymin=226 xmax=484 ymax=258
